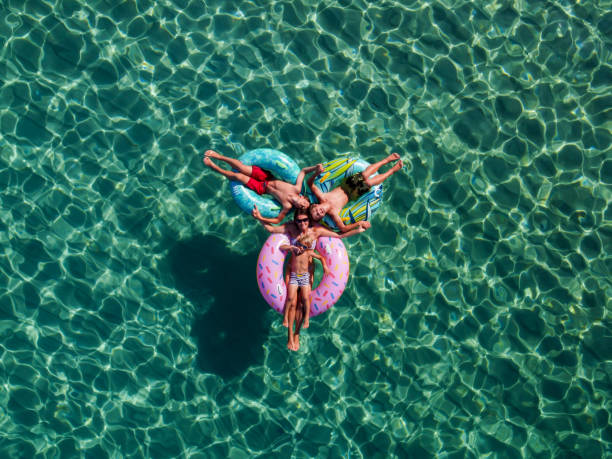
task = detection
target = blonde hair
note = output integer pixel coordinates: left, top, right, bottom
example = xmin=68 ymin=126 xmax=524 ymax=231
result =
xmin=297 ymin=233 xmax=315 ymax=249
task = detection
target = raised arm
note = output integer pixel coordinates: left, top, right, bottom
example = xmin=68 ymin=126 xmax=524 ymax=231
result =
xmin=294 ymin=165 xmax=320 ymax=192
xmin=257 ymin=216 xmax=288 ymax=234
xmin=252 ymin=204 xmax=290 ymax=225
xmin=306 ymin=165 xmax=326 ymax=203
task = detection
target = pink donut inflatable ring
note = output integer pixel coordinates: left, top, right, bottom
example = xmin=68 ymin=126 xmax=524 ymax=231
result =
xmin=256 ymin=233 xmax=350 ymax=317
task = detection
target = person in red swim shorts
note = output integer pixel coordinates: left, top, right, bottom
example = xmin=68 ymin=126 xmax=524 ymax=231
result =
xmin=203 ymin=150 xmax=317 ymax=223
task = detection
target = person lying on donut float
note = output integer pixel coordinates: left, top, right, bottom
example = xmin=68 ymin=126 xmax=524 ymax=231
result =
xmin=257 ymin=208 xmax=366 ymax=351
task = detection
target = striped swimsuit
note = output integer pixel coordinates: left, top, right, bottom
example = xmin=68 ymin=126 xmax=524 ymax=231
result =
xmin=289 ymin=235 xmax=316 ymax=286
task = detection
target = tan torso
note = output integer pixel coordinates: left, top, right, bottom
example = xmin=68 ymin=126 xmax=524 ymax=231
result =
xmin=322 ymin=188 xmax=349 ymax=215
xmin=286 ymin=226 xmax=317 ymax=273
xmin=266 ymin=180 xmax=298 ymax=207
xmin=290 ymin=250 xmax=313 ymax=273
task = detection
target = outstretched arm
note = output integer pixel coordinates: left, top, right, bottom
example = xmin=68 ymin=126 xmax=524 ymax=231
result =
xmin=294 ymin=165 xmax=320 ymax=192
xmin=306 ymin=164 xmax=326 ymax=202
xmin=328 ymin=213 xmax=371 ymax=233
xmin=314 ymin=221 xmax=370 ymax=238
xmin=252 ymin=204 xmax=290 ymax=225
xmin=257 ymin=217 xmax=288 ymax=234
xmin=340 ymin=222 xmax=370 ymax=238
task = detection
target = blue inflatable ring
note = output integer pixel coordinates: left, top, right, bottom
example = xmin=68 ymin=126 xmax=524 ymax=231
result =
xmin=304 ymin=157 xmax=384 ymax=231
xmin=229 ymin=149 xmax=300 ymax=219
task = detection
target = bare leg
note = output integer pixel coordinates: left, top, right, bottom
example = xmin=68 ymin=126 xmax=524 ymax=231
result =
xmin=294 ymin=295 xmax=304 ymax=351
xmin=361 ymin=153 xmax=400 ymax=178
xmin=361 ymin=153 xmax=403 ymax=187
xmin=204 ymin=150 xmax=253 ymax=175
xmin=204 ymin=157 xmax=251 ymax=185
xmin=364 ymin=160 xmax=403 ymax=187
xmin=282 ymin=299 xmax=290 ymax=328
xmin=286 ymin=286 xmax=298 ymax=350
xmin=309 ymin=262 xmax=315 ymax=289
xmin=305 ymin=261 xmax=315 ymax=329
xmin=287 ymin=300 xmax=297 ymax=351
xmin=301 ymin=284 xmax=312 ymax=329
xmin=360 ymin=153 xmax=402 ymax=186
xmin=282 ymin=261 xmax=291 ymax=327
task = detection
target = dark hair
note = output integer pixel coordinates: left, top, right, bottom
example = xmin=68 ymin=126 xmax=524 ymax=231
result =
xmin=293 ymin=208 xmax=310 ymax=224
xmin=295 ymin=194 xmax=311 ymax=210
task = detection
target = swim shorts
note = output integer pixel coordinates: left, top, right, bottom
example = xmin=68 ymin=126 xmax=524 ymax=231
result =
xmin=245 ymin=165 xmax=275 ymax=195
xmin=340 ymin=173 xmax=370 ymax=201
xmin=289 ymin=272 xmax=310 ymax=287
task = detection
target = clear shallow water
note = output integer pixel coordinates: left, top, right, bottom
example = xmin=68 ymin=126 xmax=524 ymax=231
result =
xmin=0 ymin=0 xmax=611 ymax=457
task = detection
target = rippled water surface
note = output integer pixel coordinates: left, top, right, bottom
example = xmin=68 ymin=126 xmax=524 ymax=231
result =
xmin=1 ymin=0 xmax=611 ymax=457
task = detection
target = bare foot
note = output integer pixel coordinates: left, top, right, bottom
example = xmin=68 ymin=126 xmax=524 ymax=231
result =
xmin=282 ymin=317 xmax=289 ymax=328
xmin=294 ymin=334 xmax=300 ymax=350
xmin=303 ymin=319 xmax=309 ymax=329
xmin=389 ymin=152 xmax=400 ymax=161
xmin=204 ymin=150 xmax=221 ymax=159
xmin=287 ymin=338 xmax=294 ymax=351
xmin=203 ymin=157 xmax=214 ymax=167
xmin=391 ymin=159 xmax=403 ymax=172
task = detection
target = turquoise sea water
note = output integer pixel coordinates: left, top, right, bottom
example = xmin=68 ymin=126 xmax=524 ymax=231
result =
xmin=1 ymin=0 xmax=611 ymax=457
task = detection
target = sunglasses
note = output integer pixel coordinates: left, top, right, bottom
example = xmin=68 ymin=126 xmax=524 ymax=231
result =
xmin=296 ymin=218 xmax=309 ymax=223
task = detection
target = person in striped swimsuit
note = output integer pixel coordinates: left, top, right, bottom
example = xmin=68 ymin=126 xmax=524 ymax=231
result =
xmin=259 ymin=208 xmax=367 ymax=351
